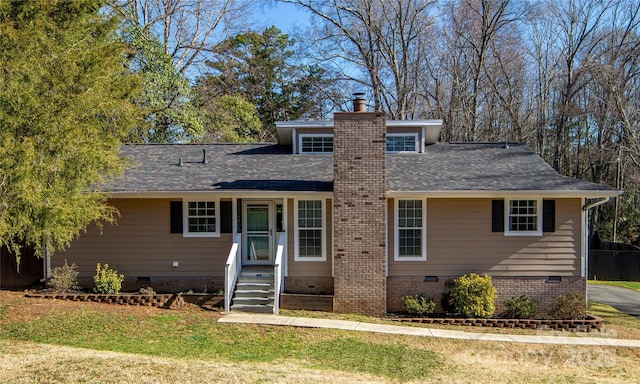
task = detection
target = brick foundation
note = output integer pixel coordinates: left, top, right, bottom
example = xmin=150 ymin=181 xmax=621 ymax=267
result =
xmin=387 ymin=276 xmax=586 ymax=316
xmin=284 ymin=277 xmax=334 ymax=294
xmin=76 ymin=277 xmax=224 ymax=294
xmin=333 ymin=112 xmax=387 ymax=316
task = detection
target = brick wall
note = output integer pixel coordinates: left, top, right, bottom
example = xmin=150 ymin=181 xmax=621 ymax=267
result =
xmin=333 ymin=112 xmax=387 ymax=316
xmin=284 ymin=277 xmax=334 ymax=295
xmin=387 ymin=276 xmax=586 ymax=317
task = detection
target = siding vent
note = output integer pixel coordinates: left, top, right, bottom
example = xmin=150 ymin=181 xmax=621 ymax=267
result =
xmin=424 ymin=276 xmax=438 ymax=282
xmin=548 ymin=276 xmax=562 ymax=282
xmin=137 ymin=276 xmax=151 ymax=282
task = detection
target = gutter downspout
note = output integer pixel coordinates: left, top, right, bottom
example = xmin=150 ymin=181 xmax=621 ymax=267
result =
xmin=582 ymin=197 xmax=610 ymax=306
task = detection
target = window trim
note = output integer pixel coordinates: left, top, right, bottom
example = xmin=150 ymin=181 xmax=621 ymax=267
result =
xmin=294 ymin=198 xmax=327 ymax=261
xmin=298 ymin=134 xmax=334 ymax=154
xmin=182 ymin=198 xmax=220 ymax=237
xmin=386 ymin=133 xmax=419 ymax=153
xmin=394 ymin=198 xmax=427 ymax=261
xmin=504 ymin=198 xmax=542 ymax=236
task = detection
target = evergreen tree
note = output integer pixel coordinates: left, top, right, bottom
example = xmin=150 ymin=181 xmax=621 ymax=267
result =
xmin=121 ymin=20 xmax=203 ymax=143
xmin=0 ymin=1 xmax=140 ymax=264
xmin=198 ymin=26 xmax=326 ymax=141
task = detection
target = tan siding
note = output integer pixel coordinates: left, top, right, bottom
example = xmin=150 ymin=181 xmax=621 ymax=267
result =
xmin=388 ymin=198 xmax=582 ymax=277
xmin=286 ymin=198 xmax=332 ymax=277
xmin=296 ymin=128 xmax=334 ymax=135
xmin=54 ymin=199 xmax=232 ymax=278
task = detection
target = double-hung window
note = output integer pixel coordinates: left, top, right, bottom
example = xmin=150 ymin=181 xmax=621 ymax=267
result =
xmin=299 ymin=134 xmax=333 ymax=153
xmin=505 ymin=199 xmax=542 ymax=236
xmin=183 ymin=200 xmax=219 ymax=237
xmin=395 ymin=199 xmax=426 ymax=261
xmin=386 ymin=133 xmax=418 ymax=152
xmin=294 ymin=199 xmax=326 ymax=260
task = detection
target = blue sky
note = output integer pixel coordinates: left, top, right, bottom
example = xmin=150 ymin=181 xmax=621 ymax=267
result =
xmin=257 ymin=2 xmax=311 ymax=33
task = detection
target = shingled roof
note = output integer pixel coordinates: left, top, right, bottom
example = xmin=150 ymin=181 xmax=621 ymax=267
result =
xmin=107 ymin=142 xmax=616 ymax=196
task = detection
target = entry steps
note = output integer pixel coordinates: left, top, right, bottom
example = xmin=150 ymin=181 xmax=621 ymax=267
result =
xmin=230 ymin=267 xmax=275 ymax=313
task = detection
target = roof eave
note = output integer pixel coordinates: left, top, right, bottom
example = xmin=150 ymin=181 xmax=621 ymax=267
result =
xmin=386 ymin=190 xmax=622 ymax=198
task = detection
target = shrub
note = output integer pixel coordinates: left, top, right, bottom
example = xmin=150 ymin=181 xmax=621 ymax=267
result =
xmin=548 ymin=293 xmax=586 ymax=320
xmin=503 ymin=295 xmax=537 ymax=319
xmin=93 ymin=263 xmax=124 ymax=294
xmin=450 ymin=272 xmax=497 ymax=318
xmin=138 ymin=287 xmax=156 ymax=295
xmin=48 ymin=260 xmax=79 ymax=292
xmin=402 ymin=295 xmax=437 ymax=316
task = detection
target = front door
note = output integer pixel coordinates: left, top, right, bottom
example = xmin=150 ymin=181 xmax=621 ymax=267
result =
xmin=243 ymin=201 xmax=274 ymax=265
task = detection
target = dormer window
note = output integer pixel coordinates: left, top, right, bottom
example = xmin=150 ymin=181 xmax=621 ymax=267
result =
xmin=299 ymin=134 xmax=333 ymax=153
xmin=387 ymin=133 xmax=418 ymax=152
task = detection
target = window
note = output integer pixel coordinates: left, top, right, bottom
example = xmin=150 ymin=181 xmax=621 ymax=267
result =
xmin=387 ymin=134 xmax=418 ymax=152
xmin=294 ymin=199 xmax=326 ymax=260
xmin=183 ymin=200 xmax=219 ymax=237
xmin=395 ymin=199 xmax=426 ymax=261
xmin=299 ymin=134 xmax=333 ymax=153
xmin=505 ymin=199 xmax=542 ymax=236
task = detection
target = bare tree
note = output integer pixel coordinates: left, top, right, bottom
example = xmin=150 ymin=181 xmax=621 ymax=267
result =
xmin=283 ymin=0 xmax=436 ymax=118
xmin=110 ymin=0 xmax=254 ymax=75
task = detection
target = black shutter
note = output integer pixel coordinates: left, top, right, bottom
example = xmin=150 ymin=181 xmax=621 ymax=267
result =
xmin=492 ymin=199 xmax=504 ymax=232
xmin=220 ymin=201 xmax=232 ymax=233
xmin=170 ymin=201 xmax=183 ymax=233
xmin=543 ymin=200 xmax=555 ymax=232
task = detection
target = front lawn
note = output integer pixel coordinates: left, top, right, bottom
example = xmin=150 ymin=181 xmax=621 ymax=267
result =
xmin=589 ymin=280 xmax=640 ymax=292
xmin=1 ymin=291 xmax=639 ymax=383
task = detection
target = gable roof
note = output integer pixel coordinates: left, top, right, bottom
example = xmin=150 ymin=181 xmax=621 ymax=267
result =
xmin=107 ymin=142 xmax=618 ymax=197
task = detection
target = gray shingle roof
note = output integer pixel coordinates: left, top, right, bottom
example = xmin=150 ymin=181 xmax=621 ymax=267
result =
xmin=107 ymin=142 xmax=616 ymax=194
xmin=387 ymin=143 xmax=614 ymax=192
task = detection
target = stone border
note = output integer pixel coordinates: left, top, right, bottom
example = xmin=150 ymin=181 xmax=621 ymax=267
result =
xmin=389 ymin=315 xmax=604 ymax=332
xmin=25 ymin=292 xmax=184 ymax=308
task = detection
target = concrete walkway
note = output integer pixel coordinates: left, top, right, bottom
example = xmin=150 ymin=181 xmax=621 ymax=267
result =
xmin=219 ymin=313 xmax=640 ymax=348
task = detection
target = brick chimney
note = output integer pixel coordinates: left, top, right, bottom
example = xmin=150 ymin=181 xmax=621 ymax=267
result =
xmin=332 ymin=96 xmax=387 ymax=316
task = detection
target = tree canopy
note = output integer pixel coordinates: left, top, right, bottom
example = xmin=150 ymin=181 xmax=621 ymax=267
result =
xmin=198 ymin=26 xmax=326 ymax=141
xmin=0 ymin=0 xmax=140 ymax=263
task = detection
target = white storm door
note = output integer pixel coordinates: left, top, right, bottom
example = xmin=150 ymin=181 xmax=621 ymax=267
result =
xmin=243 ymin=201 xmax=274 ymax=265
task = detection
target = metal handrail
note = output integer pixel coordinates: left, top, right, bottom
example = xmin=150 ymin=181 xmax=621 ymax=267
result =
xmin=224 ymin=233 xmax=242 ymax=312
xmin=273 ymin=232 xmax=286 ymax=315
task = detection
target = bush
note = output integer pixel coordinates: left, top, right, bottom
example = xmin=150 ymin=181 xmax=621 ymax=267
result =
xmin=450 ymin=272 xmax=497 ymax=318
xmin=402 ymin=295 xmax=437 ymax=316
xmin=503 ymin=295 xmax=537 ymax=319
xmin=48 ymin=260 xmax=79 ymax=292
xmin=548 ymin=293 xmax=586 ymax=320
xmin=93 ymin=263 xmax=124 ymax=294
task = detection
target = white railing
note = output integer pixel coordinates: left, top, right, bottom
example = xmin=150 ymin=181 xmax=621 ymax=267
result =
xmin=224 ymin=233 xmax=242 ymax=312
xmin=273 ymin=232 xmax=286 ymax=315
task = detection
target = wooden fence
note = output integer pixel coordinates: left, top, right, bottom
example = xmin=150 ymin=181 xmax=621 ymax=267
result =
xmin=0 ymin=246 xmax=43 ymax=289
xmin=589 ymin=249 xmax=640 ymax=281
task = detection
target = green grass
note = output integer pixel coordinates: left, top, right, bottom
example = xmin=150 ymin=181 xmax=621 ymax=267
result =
xmin=589 ymin=280 xmax=640 ymax=292
xmin=0 ymin=309 xmax=441 ymax=381
xmin=0 ymin=305 xmax=8 ymax=321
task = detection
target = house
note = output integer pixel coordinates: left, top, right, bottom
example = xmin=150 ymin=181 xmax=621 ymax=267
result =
xmin=52 ymin=97 xmax=619 ymax=316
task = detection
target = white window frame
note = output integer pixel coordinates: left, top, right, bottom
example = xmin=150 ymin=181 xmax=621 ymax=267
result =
xmin=294 ymin=199 xmax=326 ymax=261
xmin=504 ymin=198 xmax=542 ymax=236
xmin=183 ymin=198 xmax=220 ymax=237
xmin=394 ymin=198 xmax=427 ymax=261
xmin=386 ymin=133 xmax=419 ymax=153
xmin=298 ymin=134 xmax=334 ymax=154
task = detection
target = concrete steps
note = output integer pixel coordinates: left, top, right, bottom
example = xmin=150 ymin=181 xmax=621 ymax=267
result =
xmin=230 ymin=268 xmax=275 ymax=313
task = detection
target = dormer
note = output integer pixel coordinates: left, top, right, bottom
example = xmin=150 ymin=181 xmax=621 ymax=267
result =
xmin=275 ymin=119 xmax=443 ymax=154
